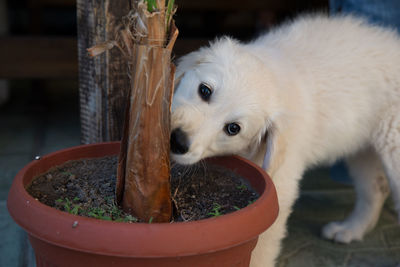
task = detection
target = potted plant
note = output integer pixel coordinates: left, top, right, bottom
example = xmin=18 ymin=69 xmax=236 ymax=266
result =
xmin=7 ymin=1 xmax=279 ymax=266
xmin=7 ymin=142 xmax=278 ymax=267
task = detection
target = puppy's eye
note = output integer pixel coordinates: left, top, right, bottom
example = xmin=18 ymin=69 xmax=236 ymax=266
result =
xmin=198 ymin=83 xmax=212 ymax=101
xmin=225 ymin=123 xmax=241 ymax=136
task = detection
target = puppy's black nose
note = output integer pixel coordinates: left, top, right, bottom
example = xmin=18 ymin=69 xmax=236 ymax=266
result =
xmin=170 ymin=128 xmax=189 ymax=154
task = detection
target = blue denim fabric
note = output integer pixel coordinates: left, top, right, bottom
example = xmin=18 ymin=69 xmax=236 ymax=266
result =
xmin=330 ymin=0 xmax=400 ymax=32
xmin=329 ymin=0 xmax=400 ymax=184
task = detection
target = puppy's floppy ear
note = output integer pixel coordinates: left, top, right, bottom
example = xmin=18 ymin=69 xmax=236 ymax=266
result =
xmin=260 ymin=117 xmax=286 ymax=175
xmin=259 ymin=121 xmax=274 ymax=171
xmin=260 ymin=121 xmax=286 ymax=176
xmin=262 ymin=129 xmax=273 ymax=171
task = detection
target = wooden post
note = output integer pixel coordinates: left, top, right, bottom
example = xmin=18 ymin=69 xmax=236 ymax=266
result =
xmin=77 ymin=0 xmax=131 ymax=143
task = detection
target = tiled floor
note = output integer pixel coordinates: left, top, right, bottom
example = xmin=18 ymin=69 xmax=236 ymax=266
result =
xmin=0 ymin=81 xmax=80 ymax=267
xmin=1 ymin=80 xmax=399 ymax=266
xmin=279 ymin=171 xmax=400 ymax=266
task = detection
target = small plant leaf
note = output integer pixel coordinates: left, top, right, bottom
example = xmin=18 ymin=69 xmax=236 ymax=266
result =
xmin=236 ymin=184 xmax=247 ymax=190
xmin=145 ymin=0 xmax=157 ymax=12
xmin=208 ymin=203 xmax=223 ymax=217
xmin=125 ymin=215 xmax=138 ymax=222
xmin=70 ymin=205 xmax=81 ymax=215
xmin=248 ymin=200 xmax=256 ymax=206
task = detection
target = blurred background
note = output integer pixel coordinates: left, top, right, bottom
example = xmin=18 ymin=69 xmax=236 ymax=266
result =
xmin=0 ymin=0 xmax=328 ymax=152
xmin=0 ymin=0 xmax=328 ymax=115
xmin=2 ymin=1 xmax=400 ymax=267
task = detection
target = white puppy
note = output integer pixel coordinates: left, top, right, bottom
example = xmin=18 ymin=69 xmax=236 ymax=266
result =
xmin=171 ymin=14 xmax=400 ymax=267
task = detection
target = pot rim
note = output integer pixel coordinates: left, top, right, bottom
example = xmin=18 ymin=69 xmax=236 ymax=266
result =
xmin=7 ymin=142 xmax=278 ymax=258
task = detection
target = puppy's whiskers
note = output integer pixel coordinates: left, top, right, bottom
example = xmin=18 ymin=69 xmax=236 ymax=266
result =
xmin=199 ymin=159 xmax=209 ymax=178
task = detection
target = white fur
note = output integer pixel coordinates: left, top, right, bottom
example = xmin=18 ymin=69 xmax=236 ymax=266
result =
xmin=171 ymin=14 xmax=400 ymax=267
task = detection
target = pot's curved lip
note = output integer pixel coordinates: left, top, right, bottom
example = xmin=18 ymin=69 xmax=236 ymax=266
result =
xmin=7 ymin=142 xmax=279 ymax=258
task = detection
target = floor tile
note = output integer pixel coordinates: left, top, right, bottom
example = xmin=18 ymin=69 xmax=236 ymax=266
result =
xmin=0 ymin=201 xmax=33 ymax=267
xmin=0 ymin=154 xmax=32 ymax=200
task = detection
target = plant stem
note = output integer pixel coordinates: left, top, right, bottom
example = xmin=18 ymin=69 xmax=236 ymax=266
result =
xmin=166 ymin=0 xmax=175 ymax=32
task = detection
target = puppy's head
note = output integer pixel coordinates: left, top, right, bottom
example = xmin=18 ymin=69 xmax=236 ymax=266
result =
xmin=171 ymin=37 xmax=279 ymax=165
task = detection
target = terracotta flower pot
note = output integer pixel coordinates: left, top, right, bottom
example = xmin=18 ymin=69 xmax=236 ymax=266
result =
xmin=7 ymin=142 xmax=278 ymax=267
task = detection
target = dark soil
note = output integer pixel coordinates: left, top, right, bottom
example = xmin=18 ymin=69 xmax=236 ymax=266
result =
xmin=27 ymin=156 xmax=259 ymax=223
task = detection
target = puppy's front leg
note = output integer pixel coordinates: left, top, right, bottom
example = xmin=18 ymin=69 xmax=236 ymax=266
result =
xmin=250 ymin=206 xmax=291 ymax=267
xmin=250 ymin=157 xmax=305 ymax=267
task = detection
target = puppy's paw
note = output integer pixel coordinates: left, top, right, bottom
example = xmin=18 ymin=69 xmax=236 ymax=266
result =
xmin=321 ymin=221 xmax=363 ymax=244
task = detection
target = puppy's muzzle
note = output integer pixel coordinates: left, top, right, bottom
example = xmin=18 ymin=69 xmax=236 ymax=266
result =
xmin=170 ymin=128 xmax=189 ymax=154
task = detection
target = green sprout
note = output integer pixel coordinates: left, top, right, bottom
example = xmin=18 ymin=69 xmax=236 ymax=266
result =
xmin=86 ymin=202 xmax=138 ymax=222
xmin=143 ymin=0 xmax=175 ymax=32
xmin=208 ymin=203 xmax=223 ymax=217
xmin=145 ymin=0 xmax=157 ymax=12
xmin=236 ymin=184 xmax=247 ymax=190
xmin=56 ymin=197 xmax=81 ymax=215
xmin=248 ymin=199 xmax=256 ymax=206
xmin=87 ymin=207 xmax=112 ymax=221
xmin=165 ymin=0 xmax=175 ymax=32
xmin=56 ymin=196 xmax=139 ymax=222
xmin=122 ymin=215 xmax=139 ymax=223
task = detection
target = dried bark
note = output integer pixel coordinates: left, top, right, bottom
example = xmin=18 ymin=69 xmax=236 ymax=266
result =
xmin=115 ymin=2 xmax=178 ymax=222
xmin=88 ymin=0 xmax=177 ymax=223
xmin=117 ymin=46 xmax=175 ymax=222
